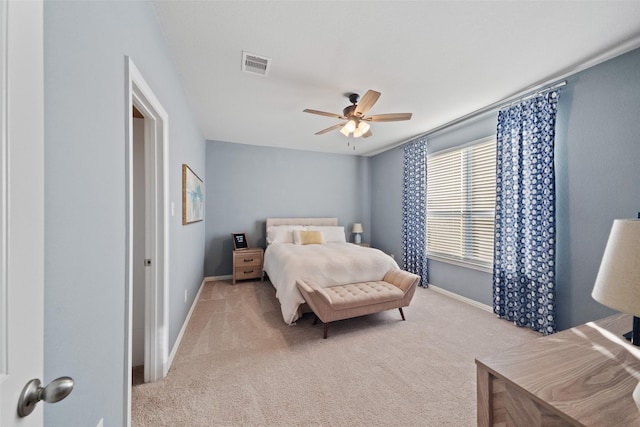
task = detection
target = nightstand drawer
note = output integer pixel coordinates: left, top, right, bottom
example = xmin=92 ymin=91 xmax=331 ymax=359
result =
xmin=235 ymin=253 xmax=262 ymax=267
xmin=234 ymin=267 xmax=262 ymax=281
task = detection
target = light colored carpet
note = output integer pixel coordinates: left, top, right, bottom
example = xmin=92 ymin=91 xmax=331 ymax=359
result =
xmin=132 ymin=278 xmax=540 ymax=426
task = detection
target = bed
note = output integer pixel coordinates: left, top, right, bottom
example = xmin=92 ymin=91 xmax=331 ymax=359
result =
xmin=263 ymin=217 xmax=399 ymax=324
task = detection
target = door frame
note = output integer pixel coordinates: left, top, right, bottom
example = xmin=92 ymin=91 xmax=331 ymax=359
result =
xmin=124 ymin=57 xmax=170 ymax=424
xmin=0 ymin=0 xmax=8 ymax=387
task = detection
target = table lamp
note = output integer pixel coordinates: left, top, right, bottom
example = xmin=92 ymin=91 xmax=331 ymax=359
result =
xmin=592 ymin=219 xmax=640 ymax=345
xmin=352 ymin=223 xmax=363 ymax=244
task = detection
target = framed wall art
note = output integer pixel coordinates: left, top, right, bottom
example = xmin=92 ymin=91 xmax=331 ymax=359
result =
xmin=182 ymin=164 xmax=204 ymax=225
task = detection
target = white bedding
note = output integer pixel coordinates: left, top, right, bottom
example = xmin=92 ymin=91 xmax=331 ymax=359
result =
xmin=264 ymin=242 xmax=399 ymax=324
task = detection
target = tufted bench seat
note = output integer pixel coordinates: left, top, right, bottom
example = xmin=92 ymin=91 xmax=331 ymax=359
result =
xmin=296 ymin=268 xmax=420 ymax=338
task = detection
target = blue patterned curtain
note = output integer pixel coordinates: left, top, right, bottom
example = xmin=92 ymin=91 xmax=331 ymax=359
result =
xmin=402 ymin=138 xmax=428 ymax=287
xmin=493 ymin=90 xmax=560 ymax=335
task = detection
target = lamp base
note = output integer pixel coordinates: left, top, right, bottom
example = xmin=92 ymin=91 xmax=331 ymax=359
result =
xmin=622 ymin=316 xmax=640 ymax=346
xmin=354 ymin=234 xmax=361 ymax=244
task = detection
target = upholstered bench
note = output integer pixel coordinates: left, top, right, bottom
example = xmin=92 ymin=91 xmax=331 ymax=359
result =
xmin=296 ymin=269 xmax=420 ymax=338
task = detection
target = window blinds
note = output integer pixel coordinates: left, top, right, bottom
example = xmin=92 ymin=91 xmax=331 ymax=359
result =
xmin=427 ymin=138 xmax=496 ymax=268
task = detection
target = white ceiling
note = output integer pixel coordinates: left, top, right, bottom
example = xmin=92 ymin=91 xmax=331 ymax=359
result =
xmin=151 ymin=1 xmax=640 ymax=156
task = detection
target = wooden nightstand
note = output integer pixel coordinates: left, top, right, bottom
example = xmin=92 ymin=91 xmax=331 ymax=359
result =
xmin=232 ymin=248 xmax=264 ymax=285
xmin=353 ymin=243 xmax=370 ymax=247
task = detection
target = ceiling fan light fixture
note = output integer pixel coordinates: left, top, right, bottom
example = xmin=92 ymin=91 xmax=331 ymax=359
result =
xmin=303 ymin=89 xmax=412 ymax=143
xmin=345 ymin=120 xmax=357 ymax=133
xmin=358 ymin=121 xmax=371 ymax=133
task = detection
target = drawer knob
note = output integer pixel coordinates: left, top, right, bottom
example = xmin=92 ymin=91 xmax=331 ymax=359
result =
xmin=244 ymin=258 xmax=254 ymax=262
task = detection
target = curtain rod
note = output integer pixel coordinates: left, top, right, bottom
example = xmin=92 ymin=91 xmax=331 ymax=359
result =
xmin=401 ymin=79 xmax=566 ymax=145
xmin=498 ymin=81 xmax=566 ymax=111
xmin=370 ymin=33 xmax=640 ymax=155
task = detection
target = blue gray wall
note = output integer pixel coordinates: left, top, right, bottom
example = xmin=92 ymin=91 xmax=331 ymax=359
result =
xmin=44 ymin=1 xmax=205 ymax=425
xmin=205 ymin=141 xmax=370 ymax=276
xmin=370 ymin=47 xmax=640 ymax=331
xmin=370 ymin=146 xmax=403 ymax=260
xmin=554 ymin=48 xmax=640 ymax=329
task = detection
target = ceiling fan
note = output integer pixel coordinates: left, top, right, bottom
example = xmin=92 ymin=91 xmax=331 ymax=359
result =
xmin=303 ymin=90 xmax=412 ymax=138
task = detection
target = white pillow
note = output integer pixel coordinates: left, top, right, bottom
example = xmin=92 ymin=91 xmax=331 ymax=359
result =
xmin=266 ymin=225 xmax=305 ymax=245
xmin=307 ymin=226 xmax=346 ymax=243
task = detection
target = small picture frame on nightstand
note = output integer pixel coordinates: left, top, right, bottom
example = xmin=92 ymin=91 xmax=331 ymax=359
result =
xmin=232 ymin=232 xmax=249 ymax=250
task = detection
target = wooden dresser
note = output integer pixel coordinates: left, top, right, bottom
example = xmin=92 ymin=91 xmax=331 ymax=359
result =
xmin=232 ymin=248 xmax=264 ymax=285
xmin=476 ymin=314 xmax=640 ymax=426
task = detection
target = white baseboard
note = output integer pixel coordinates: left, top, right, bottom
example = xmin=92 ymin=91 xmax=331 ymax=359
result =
xmin=427 ymin=284 xmax=493 ymax=313
xmin=167 ymin=278 xmax=206 ymax=369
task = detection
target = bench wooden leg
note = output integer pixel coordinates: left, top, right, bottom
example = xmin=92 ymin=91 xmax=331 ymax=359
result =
xmin=312 ymin=315 xmax=329 ymax=339
xmin=399 ymin=307 xmax=406 ymax=321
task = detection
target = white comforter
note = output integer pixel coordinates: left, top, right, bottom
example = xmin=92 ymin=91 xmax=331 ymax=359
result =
xmin=264 ymin=243 xmax=399 ymax=324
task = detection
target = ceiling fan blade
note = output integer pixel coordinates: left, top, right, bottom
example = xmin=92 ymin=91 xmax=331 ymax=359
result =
xmin=303 ymin=109 xmax=345 ymax=119
xmin=315 ymin=123 xmax=345 ymax=135
xmin=365 ymin=112 xmax=412 ymax=122
xmin=354 ymin=90 xmax=381 ymax=116
xmin=362 ymin=129 xmax=373 ymax=138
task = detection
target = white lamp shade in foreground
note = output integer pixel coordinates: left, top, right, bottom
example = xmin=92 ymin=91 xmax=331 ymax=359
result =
xmin=352 ymin=223 xmax=363 ymax=234
xmin=592 ymin=219 xmax=640 ymax=317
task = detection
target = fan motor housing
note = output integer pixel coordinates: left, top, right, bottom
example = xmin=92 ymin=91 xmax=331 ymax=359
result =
xmin=343 ymin=105 xmax=357 ymax=118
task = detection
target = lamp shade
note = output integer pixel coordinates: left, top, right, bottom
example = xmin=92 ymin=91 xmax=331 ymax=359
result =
xmin=592 ymin=219 xmax=640 ymax=317
xmin=352 ymin=223 xmax=363 ymax=234
xmin=345 ymin=120 xmax=356 ymax=133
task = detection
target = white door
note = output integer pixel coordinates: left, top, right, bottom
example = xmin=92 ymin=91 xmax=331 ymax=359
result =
xmin=0 ymin=1 xmax=48 ymax=425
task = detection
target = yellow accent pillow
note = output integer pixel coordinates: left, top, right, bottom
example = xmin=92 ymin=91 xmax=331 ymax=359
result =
xmin=299 ymin=230 xmax=324 ymax=245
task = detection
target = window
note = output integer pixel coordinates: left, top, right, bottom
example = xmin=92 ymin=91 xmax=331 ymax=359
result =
xmin=426 ymin=137 xmax=496 ymax=270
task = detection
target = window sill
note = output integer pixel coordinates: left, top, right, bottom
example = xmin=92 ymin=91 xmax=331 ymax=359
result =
xmin=427 ymin=255 xmax=492 ymax=274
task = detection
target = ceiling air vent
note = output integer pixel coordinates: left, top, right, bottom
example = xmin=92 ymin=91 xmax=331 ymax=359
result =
xmin=242 ymin=51 xmax=271 ymax=76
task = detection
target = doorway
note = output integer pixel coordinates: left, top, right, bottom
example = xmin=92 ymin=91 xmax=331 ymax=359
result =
xmin=125 ymin=57 xmax=170 ymax=424
xmin=131 ymin=107 xmax=146 ymax=385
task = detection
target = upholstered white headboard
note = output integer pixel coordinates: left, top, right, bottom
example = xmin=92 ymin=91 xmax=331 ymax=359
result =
xmin=266 ymin=217 xmax=338 ymax=228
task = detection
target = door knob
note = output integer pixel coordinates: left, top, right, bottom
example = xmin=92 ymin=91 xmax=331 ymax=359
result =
xmin=17 ymin=376 xmax=74 ymax=417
